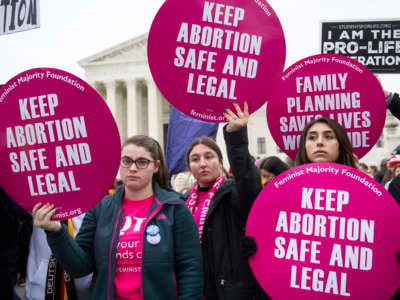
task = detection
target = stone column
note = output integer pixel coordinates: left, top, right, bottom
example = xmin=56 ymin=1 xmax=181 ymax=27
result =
xmin=126 ymin=79 xmax=138 ymax=137
xmin=105 ymin=81 xmax=117 ymax=118
xmin=146 ymin=79 xmax=161 ymax=142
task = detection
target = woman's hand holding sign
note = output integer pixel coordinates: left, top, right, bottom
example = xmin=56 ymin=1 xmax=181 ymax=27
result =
xmin=32 ymin=202 xmax=62 ymax=232
xmin=224 ymin=101 xmax=249 ymax=132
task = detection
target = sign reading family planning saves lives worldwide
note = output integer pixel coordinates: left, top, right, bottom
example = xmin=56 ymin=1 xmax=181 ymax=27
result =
xmin=147 ymin=0 xmax=285 ymax=122
xmin=267 ymin=54 xmax=386 ymax=160
xmin=246 ymin=163 xmax=400 ymax=299
xmin=0 ymin=68 xmax=121 ymax=220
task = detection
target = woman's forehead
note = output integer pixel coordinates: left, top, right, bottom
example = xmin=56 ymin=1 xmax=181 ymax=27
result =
xmin=122 ymin=144 xmax=151 ymax=158
xmin=190 ymin=144 xmax=217 ymax=156
xmin=308 ymin=122 xmax=334 ymax=133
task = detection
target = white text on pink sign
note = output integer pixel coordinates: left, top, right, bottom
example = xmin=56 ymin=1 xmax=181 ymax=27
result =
xmin=173 ymin=1 xmax=262 ymax=101
xmin=6 ymin=93 xmax=92 ymax=196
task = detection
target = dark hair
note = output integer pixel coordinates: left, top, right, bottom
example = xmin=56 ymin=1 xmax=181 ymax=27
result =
xmin=295 ymin=117 xmax=357 ymax=168
xmin=260 ymin=156 xmax=289 ymax=176
xmin=185 ymin=136 xmax=223 ymax=168
xmin=380 ymin=158 xmax=388 ymax=170
xmin=383 ymin=167 xmax=394 ymax=184
xmin=122 ymin=135 xmax=169 ymax=189
xmin=359 ymin=162 xmax=369 ymax=171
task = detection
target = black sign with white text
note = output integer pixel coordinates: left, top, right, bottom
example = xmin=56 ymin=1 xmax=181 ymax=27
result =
xmin=321 ymin=20 xmax=400 ymax=73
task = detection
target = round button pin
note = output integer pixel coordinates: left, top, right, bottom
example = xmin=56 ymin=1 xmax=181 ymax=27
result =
xmin=146 ymin=224 xmax=160 ymax=236
xmin=147 ymin=234 xmax=161 ymax=245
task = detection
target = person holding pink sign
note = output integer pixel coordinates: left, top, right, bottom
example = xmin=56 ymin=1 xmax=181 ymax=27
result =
xmin=31 ymin=135 xmax=203 ymax=300
xmin=296 ymin=116 xmax=400 ymax=299
xmin=245 ymin=117 xmax=358 ymax=294
xmin=185 ymin=102 xmax=269 ymax=300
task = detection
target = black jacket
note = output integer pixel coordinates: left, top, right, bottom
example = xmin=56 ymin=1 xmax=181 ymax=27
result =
xmin=388 ymin=92 xmax=400 ymax=120
xmin=188 ymin=126 xmax=268 ymax=300
xmin=388 ymin=174 xmax=400 ymax=205
xmin=0 ymin=187 xmax=20 ymax=298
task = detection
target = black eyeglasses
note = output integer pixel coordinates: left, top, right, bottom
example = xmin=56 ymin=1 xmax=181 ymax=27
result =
xmin=120 ymin=156 xmax=154 ymax=169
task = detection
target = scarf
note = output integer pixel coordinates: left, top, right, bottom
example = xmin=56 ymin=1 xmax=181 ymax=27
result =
xmin=186 ymin=175 xmax=224 ymax=242
xmin=45 ymin=219 xmax=77 ymax=300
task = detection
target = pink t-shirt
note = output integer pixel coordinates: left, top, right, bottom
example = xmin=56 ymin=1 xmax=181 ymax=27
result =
xmin=114 ymin=195 xmax=154 ymax=300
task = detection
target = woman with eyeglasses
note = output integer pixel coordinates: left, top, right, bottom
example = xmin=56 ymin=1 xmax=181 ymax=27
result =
xmin=32 ymin=135 xmax=203 ymax=300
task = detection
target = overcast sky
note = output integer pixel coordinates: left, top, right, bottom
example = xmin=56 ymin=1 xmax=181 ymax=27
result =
xmin=1 ymin=0 xmax=399 ymax=90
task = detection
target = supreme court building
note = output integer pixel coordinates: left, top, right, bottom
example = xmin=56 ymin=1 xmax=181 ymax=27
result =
xmin=79 ymin=33 xmax=399 ymax=168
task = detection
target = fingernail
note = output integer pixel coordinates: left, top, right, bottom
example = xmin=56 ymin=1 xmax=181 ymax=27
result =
xmin=233 ymin=101 xmax=237 ymax=104
xmin=225 ymin=106 xmax=229 ymax=110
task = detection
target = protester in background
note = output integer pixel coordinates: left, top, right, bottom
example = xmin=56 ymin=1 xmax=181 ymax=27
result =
xmin=0 ymin=187 xmax=20 ymax=300
xmin=32 ymin=135 xmax=203 ymax=300
xmin=358 ymin=162 xmax=370 ymax=175
xmin=295 ymin=117 xmax=358 ymax=167
xmin=384 ymin=155 xmax=400 ymax=190
xmin=387 ymin=164 xmax=400 ymax=190
xmin=382 ymin=156 xmax=400 ymax=187
xmin=24 ymin=215 xmax=92 ymax=300
xmin=171 ymin=171 xmax=195 ymax=194
xmin=369 ymin=165 xmax=378 ymax=177
xmin=254 ymin=156 xmax=267 ymax=169
xmin=259 ymin=156 xmax=289 ymax=186
xmin=388 ymin=164 xmax=400 ymax=205
xmin=184 ymin=102 xmax=268 ymax=300
xmin=375 ymin=158 xmax=389 ymax=185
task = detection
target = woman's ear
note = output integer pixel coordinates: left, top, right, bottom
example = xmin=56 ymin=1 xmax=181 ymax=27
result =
xmin=154 ymin=160 xmax=160 ymax=173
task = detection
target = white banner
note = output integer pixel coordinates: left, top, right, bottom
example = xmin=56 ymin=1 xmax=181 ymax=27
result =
xmin=0 ymin=0 xmax=40 ymax=36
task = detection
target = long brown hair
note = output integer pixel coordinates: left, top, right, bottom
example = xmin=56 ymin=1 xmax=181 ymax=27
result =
xmin=295 ymin=117 xmax=357 ymax=168
xmin=122 ymin=135 xmax=169 ymax=189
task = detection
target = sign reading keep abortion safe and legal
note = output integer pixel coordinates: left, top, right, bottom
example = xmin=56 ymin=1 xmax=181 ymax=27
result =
xmin=0 ymin=0 xmax=40 ymax=35
xmin=246 ymin=163 xmax=400 ymax=299
xmin=266 ymin=54 xmax=386 ymax=160
xmin=147 ymin=0 xmax=285 ymax=122
xmin=0 ymin=68 xmax=121 ymax=220
xmin=321 ymin=20 xmax=400 ymax=73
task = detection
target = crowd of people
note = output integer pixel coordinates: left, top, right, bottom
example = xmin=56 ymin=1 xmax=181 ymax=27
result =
xmin=1 ymin=91 xmax=400 ymax=299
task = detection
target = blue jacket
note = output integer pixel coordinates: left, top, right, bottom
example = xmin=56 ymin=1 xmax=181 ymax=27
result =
xmin=46 ymin=183 xmax=203 ymax=300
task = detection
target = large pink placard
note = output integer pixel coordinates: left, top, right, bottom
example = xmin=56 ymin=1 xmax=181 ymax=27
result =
xmin=246 ymin=163 xmax=400 ymax=299
xmin=0 ymin=68 xmax=121 ymax=220
xmin=267 ymin=54 xmax=386 ymax=160
xmin=148 ymin=0 xmax=285 ymax=122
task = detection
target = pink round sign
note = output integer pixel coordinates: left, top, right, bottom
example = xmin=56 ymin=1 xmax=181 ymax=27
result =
xmin=0 ymin=68 xmax=121 ymax=220
xmin=246 ymin=163 xmax=400 ymax=299
xmin=267 ymin=54 xmax=386 ymax=160
xmin=148 ymin=0 xmax=285 ymax=122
